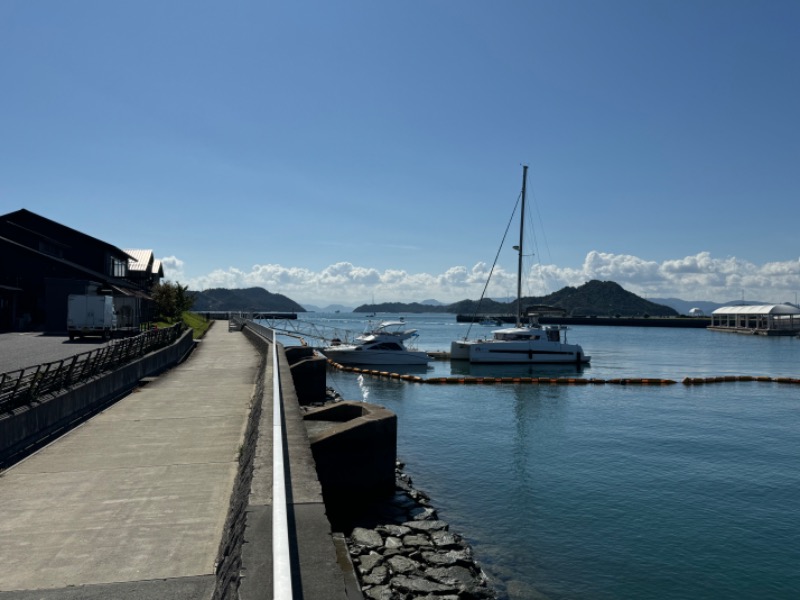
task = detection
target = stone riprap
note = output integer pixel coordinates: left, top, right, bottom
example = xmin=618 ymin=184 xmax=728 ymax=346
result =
xmin=346 ymin=462 xmax=498 ymax=600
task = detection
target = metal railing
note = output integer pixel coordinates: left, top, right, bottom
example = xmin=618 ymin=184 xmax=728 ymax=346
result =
xmin=270 ymin=327 xmax=294 ymax=600
xmin=250 ymin=315 xmax=362 ymax=346
xmin=240 ymin=319 xmax=294 ymax=597
xmin=237 ymin=318 xmax=294 ymax=596
xmin=0 ymin=324 xmax=186 ymax=413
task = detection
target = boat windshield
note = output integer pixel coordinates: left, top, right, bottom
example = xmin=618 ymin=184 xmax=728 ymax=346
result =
xmin=493 ymin=329 xmax=541 ymax=341
xmin=546 ymin=329 xmax=561 ymax=342
xmin=368 ymin=342 xmax=406 ymax=351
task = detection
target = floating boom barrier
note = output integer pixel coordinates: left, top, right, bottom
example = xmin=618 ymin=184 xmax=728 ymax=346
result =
xmin=325 ymin=360 xmax=800 ymax=386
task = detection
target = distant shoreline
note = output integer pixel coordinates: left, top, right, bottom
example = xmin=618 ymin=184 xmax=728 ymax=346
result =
xmin=456 ymin=315 xmax=712 ymax=328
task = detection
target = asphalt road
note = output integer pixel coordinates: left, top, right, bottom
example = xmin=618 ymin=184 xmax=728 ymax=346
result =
xmin=0 ymin=332 xmax=111 ymax=374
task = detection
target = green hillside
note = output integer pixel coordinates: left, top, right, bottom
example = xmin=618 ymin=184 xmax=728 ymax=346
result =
xmin=191 ymin=287 xmax=306 ymax=312
xmin=355 ymin=280 xmax=678 ymax=317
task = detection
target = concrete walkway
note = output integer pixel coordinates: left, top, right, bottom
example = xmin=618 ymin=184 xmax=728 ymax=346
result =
xmin=0 ymin=322 xmax=261 ymax=598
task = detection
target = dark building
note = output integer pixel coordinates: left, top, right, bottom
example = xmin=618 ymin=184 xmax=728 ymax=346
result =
xmin=0 ymin=209 xmax=161 ymax=332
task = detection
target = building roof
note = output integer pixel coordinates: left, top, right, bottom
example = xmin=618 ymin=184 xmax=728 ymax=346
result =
xmin=1 ymin=234 xmax=120 ymax=285
xmin=124 ymin=249 xmax=154 ymax=272
xmin=1 ymin=209 xmax=131 ymax=260
xmin=711 ymin=304 xmax=800 ymax=316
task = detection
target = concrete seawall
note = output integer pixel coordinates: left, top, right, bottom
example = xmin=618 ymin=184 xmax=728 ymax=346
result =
xmin=304 ymin=402 xmax=397 ymax=530
xmin=235 ymin=324 xmax=355 ymax=599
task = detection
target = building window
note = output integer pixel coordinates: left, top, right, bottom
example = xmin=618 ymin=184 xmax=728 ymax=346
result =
xmin=110 ymin=256 xmax=127 ymax=277
xmin=38 ymin=240 xmax=63 ymax=258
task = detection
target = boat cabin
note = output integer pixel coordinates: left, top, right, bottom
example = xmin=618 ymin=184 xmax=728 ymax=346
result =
xmin=493 ymin=325 xmax=565 ymax=343
xmin=361 ymin=342 xmax=406 ymax=352
xmin=493 ymin=328 xmax=543 ymax=341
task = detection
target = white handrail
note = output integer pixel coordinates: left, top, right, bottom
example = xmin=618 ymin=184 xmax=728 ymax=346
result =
xmin=271 ymin=330 xmax=294 ymax=599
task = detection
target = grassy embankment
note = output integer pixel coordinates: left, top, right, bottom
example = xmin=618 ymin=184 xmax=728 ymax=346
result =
xmin=155 ymin=312 xmax=212 ymax=339
xmin=182 ymin=311 xmax=212 ymax=338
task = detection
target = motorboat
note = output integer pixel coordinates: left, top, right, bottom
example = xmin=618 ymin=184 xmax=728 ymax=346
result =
xmin=450 ymin=166 xmax=590 ymax=365
xmin=479 ymin=317 xmax=504 ymax=326
xmin=322 ymin=320 xmax=431 ymax=366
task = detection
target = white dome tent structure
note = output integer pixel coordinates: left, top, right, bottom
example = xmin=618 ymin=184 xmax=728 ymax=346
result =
xmin=709 ymin=304 xmax=800 ymax=336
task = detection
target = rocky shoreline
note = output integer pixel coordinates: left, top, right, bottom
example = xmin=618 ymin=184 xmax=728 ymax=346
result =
xmin=344 ymin=460 xmax=498 ymax=600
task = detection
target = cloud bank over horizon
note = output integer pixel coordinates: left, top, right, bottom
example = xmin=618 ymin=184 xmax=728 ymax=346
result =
xmin=160 ymin=251 xmax=800 ymax=307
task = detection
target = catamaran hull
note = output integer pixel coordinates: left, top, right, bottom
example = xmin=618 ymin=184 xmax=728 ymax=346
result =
xmin=452 ymin=341 xmax=590 ymax=364
xmin=322 ymin=348 xmax=430 ymax=366
xmin=450 ymin=341 xmax=473 ymax=360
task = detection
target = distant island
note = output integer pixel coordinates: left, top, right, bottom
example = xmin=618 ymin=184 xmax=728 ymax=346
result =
xmin=190 ymin=287 xmax=306 ymax=313
xmin=353 ymin=280 xmax=680 ymax=318
xmin=188 ymin=280 xmax=700 ymax=317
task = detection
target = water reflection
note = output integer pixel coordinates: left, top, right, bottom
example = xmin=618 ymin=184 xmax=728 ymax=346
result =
xmin=348 ymin=363 xmax=432 ymax=376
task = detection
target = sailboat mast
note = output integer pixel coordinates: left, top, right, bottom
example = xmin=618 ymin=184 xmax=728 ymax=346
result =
xmin=516 ymin=165 xmax=528 ymax=327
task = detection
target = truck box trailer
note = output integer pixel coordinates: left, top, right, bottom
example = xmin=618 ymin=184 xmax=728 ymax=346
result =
xmin=67 ymin=294 xmax=117 ymax=340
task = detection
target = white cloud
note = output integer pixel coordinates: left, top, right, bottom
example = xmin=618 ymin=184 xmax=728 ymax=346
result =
xmin=584 ymin=251 xmax=661 ymax=282
xmin=160 ymin=255 xmax=185 ymax=280
xmin=166 ymin=251 xmax=800 ymax=306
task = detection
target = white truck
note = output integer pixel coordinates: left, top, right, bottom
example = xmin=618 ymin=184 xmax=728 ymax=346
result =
xmin=67 ymin=294 xmax=117 ymax=340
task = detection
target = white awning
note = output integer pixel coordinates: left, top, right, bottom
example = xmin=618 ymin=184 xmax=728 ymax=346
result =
xmin=711 ymin=304 xmax=800 ymax=316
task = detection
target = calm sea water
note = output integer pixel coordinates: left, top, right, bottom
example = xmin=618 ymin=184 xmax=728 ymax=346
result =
xmin=284 ymin=313 xmax=800 ymax=600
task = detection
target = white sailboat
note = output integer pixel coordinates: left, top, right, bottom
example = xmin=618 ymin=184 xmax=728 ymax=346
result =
xmin=450 ymin=165 xmax=590 ymax=365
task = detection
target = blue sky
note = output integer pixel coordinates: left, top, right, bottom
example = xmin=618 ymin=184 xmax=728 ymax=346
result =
xmin=2 ymin=1 xmax=798 ymax=307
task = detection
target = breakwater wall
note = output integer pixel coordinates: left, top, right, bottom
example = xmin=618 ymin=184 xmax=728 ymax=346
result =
xmin=304 ymin=401 xmax=398 ymax=529
xmin=235 ymin=327 xmax=354 ymax=600
xmin=0 ymin=327 xmax=195 ymax=468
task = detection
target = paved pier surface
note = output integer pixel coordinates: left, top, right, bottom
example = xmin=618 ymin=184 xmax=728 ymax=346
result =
xmin=0 ymin=323 xmax=260 ymax=598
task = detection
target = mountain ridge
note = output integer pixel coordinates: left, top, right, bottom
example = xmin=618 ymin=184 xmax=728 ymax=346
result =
xmin=355 ymin=280 xmax=679 ymax=317
xmin=190 ymin=287 xmax=306 ymax=312
xmin=189 ymin=281 xmax=767 ymax=316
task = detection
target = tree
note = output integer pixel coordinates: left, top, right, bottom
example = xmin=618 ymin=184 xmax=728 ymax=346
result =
xmin=151 ymin=281 xmax=195 ymax=320
xmin=174 ymin=282 xmax=195 ymax=314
